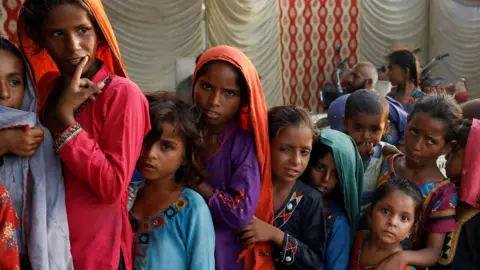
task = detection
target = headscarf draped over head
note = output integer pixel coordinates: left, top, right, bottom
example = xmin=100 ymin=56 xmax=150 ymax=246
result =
xmin=319 ymin=129 xmax=364 ymax=236
xmin=460 ymin=119 xmax=480 ymax=208
xmin=17 ymin=0 xmax=127 ymax=111
xmin=0 ymin=43 xmax=72 ymax=268
xmin=192 ymin=46 xmax=274 ymax=270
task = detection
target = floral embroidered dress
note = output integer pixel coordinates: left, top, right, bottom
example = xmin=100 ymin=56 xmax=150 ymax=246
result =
xmin=0 ymin=185 xmax=20 ymax=270
xmin=130 ymin=188 xmax=215 ymax=270
xmin=377 ymin=154 xmax=457 ymax=249
xmin=273 ymin=181 xmax=326 ymax=269
xmin=201 ymin=123 xmax=261 ymax=270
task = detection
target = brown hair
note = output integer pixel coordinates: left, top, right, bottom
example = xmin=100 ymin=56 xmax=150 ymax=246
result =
xmin=144 ymin=92 xmax=203 ymax=186
xmin=267 ymin=106 xmax=314 ymax=140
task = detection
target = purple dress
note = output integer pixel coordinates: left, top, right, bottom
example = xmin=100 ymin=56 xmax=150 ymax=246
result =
xmin=204 ymin=123 xmax=261 ymax=270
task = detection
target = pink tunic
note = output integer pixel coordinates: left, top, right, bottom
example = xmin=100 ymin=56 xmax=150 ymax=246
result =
xmin=53 ymin=64 xmax=150 ymax=269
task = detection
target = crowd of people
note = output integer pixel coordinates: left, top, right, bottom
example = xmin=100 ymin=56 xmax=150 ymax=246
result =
xmin=0 ymin=0 xmax=478 ymax=270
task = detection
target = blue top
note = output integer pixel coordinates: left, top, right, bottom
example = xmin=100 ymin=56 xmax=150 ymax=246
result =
xmin=130 ymin=188 xmax=215 ymax=270
xmin=320 ymin=201 xmax=351 ymax=270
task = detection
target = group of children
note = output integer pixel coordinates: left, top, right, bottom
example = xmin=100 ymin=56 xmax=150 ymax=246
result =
xmin=0 ymin=1 xmax=478 ymax=270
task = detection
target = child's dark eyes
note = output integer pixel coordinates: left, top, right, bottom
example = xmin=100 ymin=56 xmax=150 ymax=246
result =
xmin=52 ymin=31 xmax=64 ymax=38
xmin=401 ymin=215 xmax=409 ymax=222
xmin=161 ymin=143 xmax=175 ymax=151
xmin=381 ymin=208 xmax=390 ymax=215
xmin=78 ymin=27 xmax=89 ymax=34
xmin=300 ymin=149 xmax=311 ymax=156
xmin=225 ymin=90 xmax=236 ymax=97
xmin=202 ymin=83 xmax=212 ymax=91
xmin=8 ymin=79 xmax=22 ymax=87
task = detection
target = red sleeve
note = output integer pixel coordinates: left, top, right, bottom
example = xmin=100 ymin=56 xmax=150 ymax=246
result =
xmin=55 ymin=81 xmax=150 ymax=203
xmin=0 ymin=185 xmax=20 ymax=269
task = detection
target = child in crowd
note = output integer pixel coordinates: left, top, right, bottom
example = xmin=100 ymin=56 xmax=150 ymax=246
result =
xmin=130 ymin=93 xmax=215 ymax=270
xmin=301 ymin=129 xmax=364 ymax=270
xmin=0 ymin=184 xmax=20 ymax=269
xmin=376 ymin=95 xmax=461 ymax=269
xmin=431 ymin=119 xmax=480 ymax=270
xmin=343 ymin=90 xmax=390 ymax=219
xmin=350 ymin=177 xmax=422 ymax=270
xmin=17 ymin=1 xmax=151 ymax=268
xmin=191 ymin=45 xmax=273 ymax=270
xmin=0 ymin=37 xmax=72 ymax=269
xmin=240 ymin=106 xmax=325 ymax=269
xmin=386 ymin=49 xmax=424 ymax=114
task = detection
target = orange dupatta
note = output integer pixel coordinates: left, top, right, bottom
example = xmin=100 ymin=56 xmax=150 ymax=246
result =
xmin=17 ymin=0 xmax=127 ymax=111
xmin=193 ymin=46 xmax=274 ymax=270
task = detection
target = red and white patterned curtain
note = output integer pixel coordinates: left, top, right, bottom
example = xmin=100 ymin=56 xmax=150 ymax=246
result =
xmin=0 ymin=0 xmax=23 ymax=41
xmin=279 ymin=0 xmax=359 ymax=112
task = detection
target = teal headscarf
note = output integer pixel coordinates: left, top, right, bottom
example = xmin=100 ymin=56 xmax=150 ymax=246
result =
xmin=318 ymin=129 xmax=364 ymax=236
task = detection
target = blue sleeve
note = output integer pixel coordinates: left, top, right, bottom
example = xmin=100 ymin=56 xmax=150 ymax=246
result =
xmin=186 ymin=197 xmax=215 ymax=270
xmin=321 ymin=215 xmax=351 ymax=270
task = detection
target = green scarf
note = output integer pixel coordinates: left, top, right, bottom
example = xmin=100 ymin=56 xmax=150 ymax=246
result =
xmin=320 ymin=129 xmax=364 ymax=236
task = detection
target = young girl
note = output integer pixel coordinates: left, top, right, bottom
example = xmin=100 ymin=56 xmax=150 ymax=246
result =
xmin=240 ymin=106 xmax=326 ymax=269
xmin=301 ymin=129 xmax=364 ymax=270
xmin=0 ymin=37 xmax=72 ymax=269
xmin=130 ymin=93 xmax=215 ymax=270
xmin=350 ymin=177 xmax=422 ymax=270
xmin=17 ymin=1 xmax=150 ymax=269
xmin=191 ymin=45 xmax=273 ymax=270
xmin=432 ymin=119 xmax=480 ymax=270
xmin=0 ymin=184 xmax=20 ymax=269
xmin=387 ymin=50 xmax=424 ymax=114
xmin=376 ymin=95 xmax=462 ymax=269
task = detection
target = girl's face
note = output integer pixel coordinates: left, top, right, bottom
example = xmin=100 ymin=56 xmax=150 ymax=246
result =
xmin=388 ymin=64 xmax=406 ymax=86
xmin=194 ymin=61 xmax=243 ymax=127
xmin=41 ymin=3 xmax=99 ymax=77
xmin=371 ymin=190 xmax=416 ymax=245
xmin=309 ymin=152 xmax=339 ymax=196
xmin=137 ymin=121 xmax=185 ymax=182
xmin=445 ymin=147 xmax=465 ymax=182
xmin=404 ymin=112 xmax=449 ymax=167
xmin=0 ymin=50 xmax=25 ymax=109
xmin=271 ymin=126 xmax=313 ymax=183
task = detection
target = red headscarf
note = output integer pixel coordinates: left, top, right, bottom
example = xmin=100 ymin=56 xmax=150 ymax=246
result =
xmin=460 ymin=119 xmax=480 ymax=208
xmin=17 ymin=0 xmax=127 ymax=111
xmin=193 ymin=46 xmax=274 ymax=270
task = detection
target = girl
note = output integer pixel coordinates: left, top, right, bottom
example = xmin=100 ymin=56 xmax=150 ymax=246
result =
xmin=17 ymin=1 xmax=151 ymax=269
xmin=376 ymin=95 xmax=461 ymax=270
xmin=350 ymin=177 xmax=422 ymax=270
xmin=0 ymin=184 xmax=20 ymax=269
xmin=240 ymin=106 xmax=326 ymax=269
xmin=0 ymin=37 xmax=72 ymax=269
xmin=431 ymin=119 xmax=480 ymax=270
xmin=301 ymin=129 xmax=364 ymax=270
xmin=130 ymin=93 xmax=215 ymax=270
xmin=387 ymin=50 xmax=424 ymax=114
xmin=191 ymin=46 xmax=273 ymax=270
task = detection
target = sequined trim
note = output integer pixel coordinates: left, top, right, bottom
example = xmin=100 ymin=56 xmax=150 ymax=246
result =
xmin=74 ymin=99 xmax=91 ymax=118
xmin=54 ymin=123 xmax=83 ymax=152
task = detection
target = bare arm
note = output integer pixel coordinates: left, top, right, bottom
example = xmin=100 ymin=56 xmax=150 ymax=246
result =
xmin=378 ymin=232 xmax=445 ymax=270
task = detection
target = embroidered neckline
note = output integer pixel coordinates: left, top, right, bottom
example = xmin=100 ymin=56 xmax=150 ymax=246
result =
xmin=273 ymin=187 xmax=304 ymax=228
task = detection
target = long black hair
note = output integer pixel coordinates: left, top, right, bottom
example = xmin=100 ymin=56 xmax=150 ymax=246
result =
xmin=388 ymin=50 xmax=420 ymax=87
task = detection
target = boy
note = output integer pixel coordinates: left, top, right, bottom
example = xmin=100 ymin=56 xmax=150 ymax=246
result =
xmin=343 ymin=90 xmax=391 ymax=220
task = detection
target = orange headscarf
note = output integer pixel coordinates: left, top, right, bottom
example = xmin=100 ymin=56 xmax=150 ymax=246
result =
xmin=193 ymin=46 xmax=274 ymax=270
xmin=17 ymin=0 xmax=127 ymax=111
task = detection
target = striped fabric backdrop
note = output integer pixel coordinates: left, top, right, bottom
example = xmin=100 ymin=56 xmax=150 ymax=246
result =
xmin=0 ymin=0 xmax=23 ymax=41
xmin=279 ymin=0 xmax=359 ymax=112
